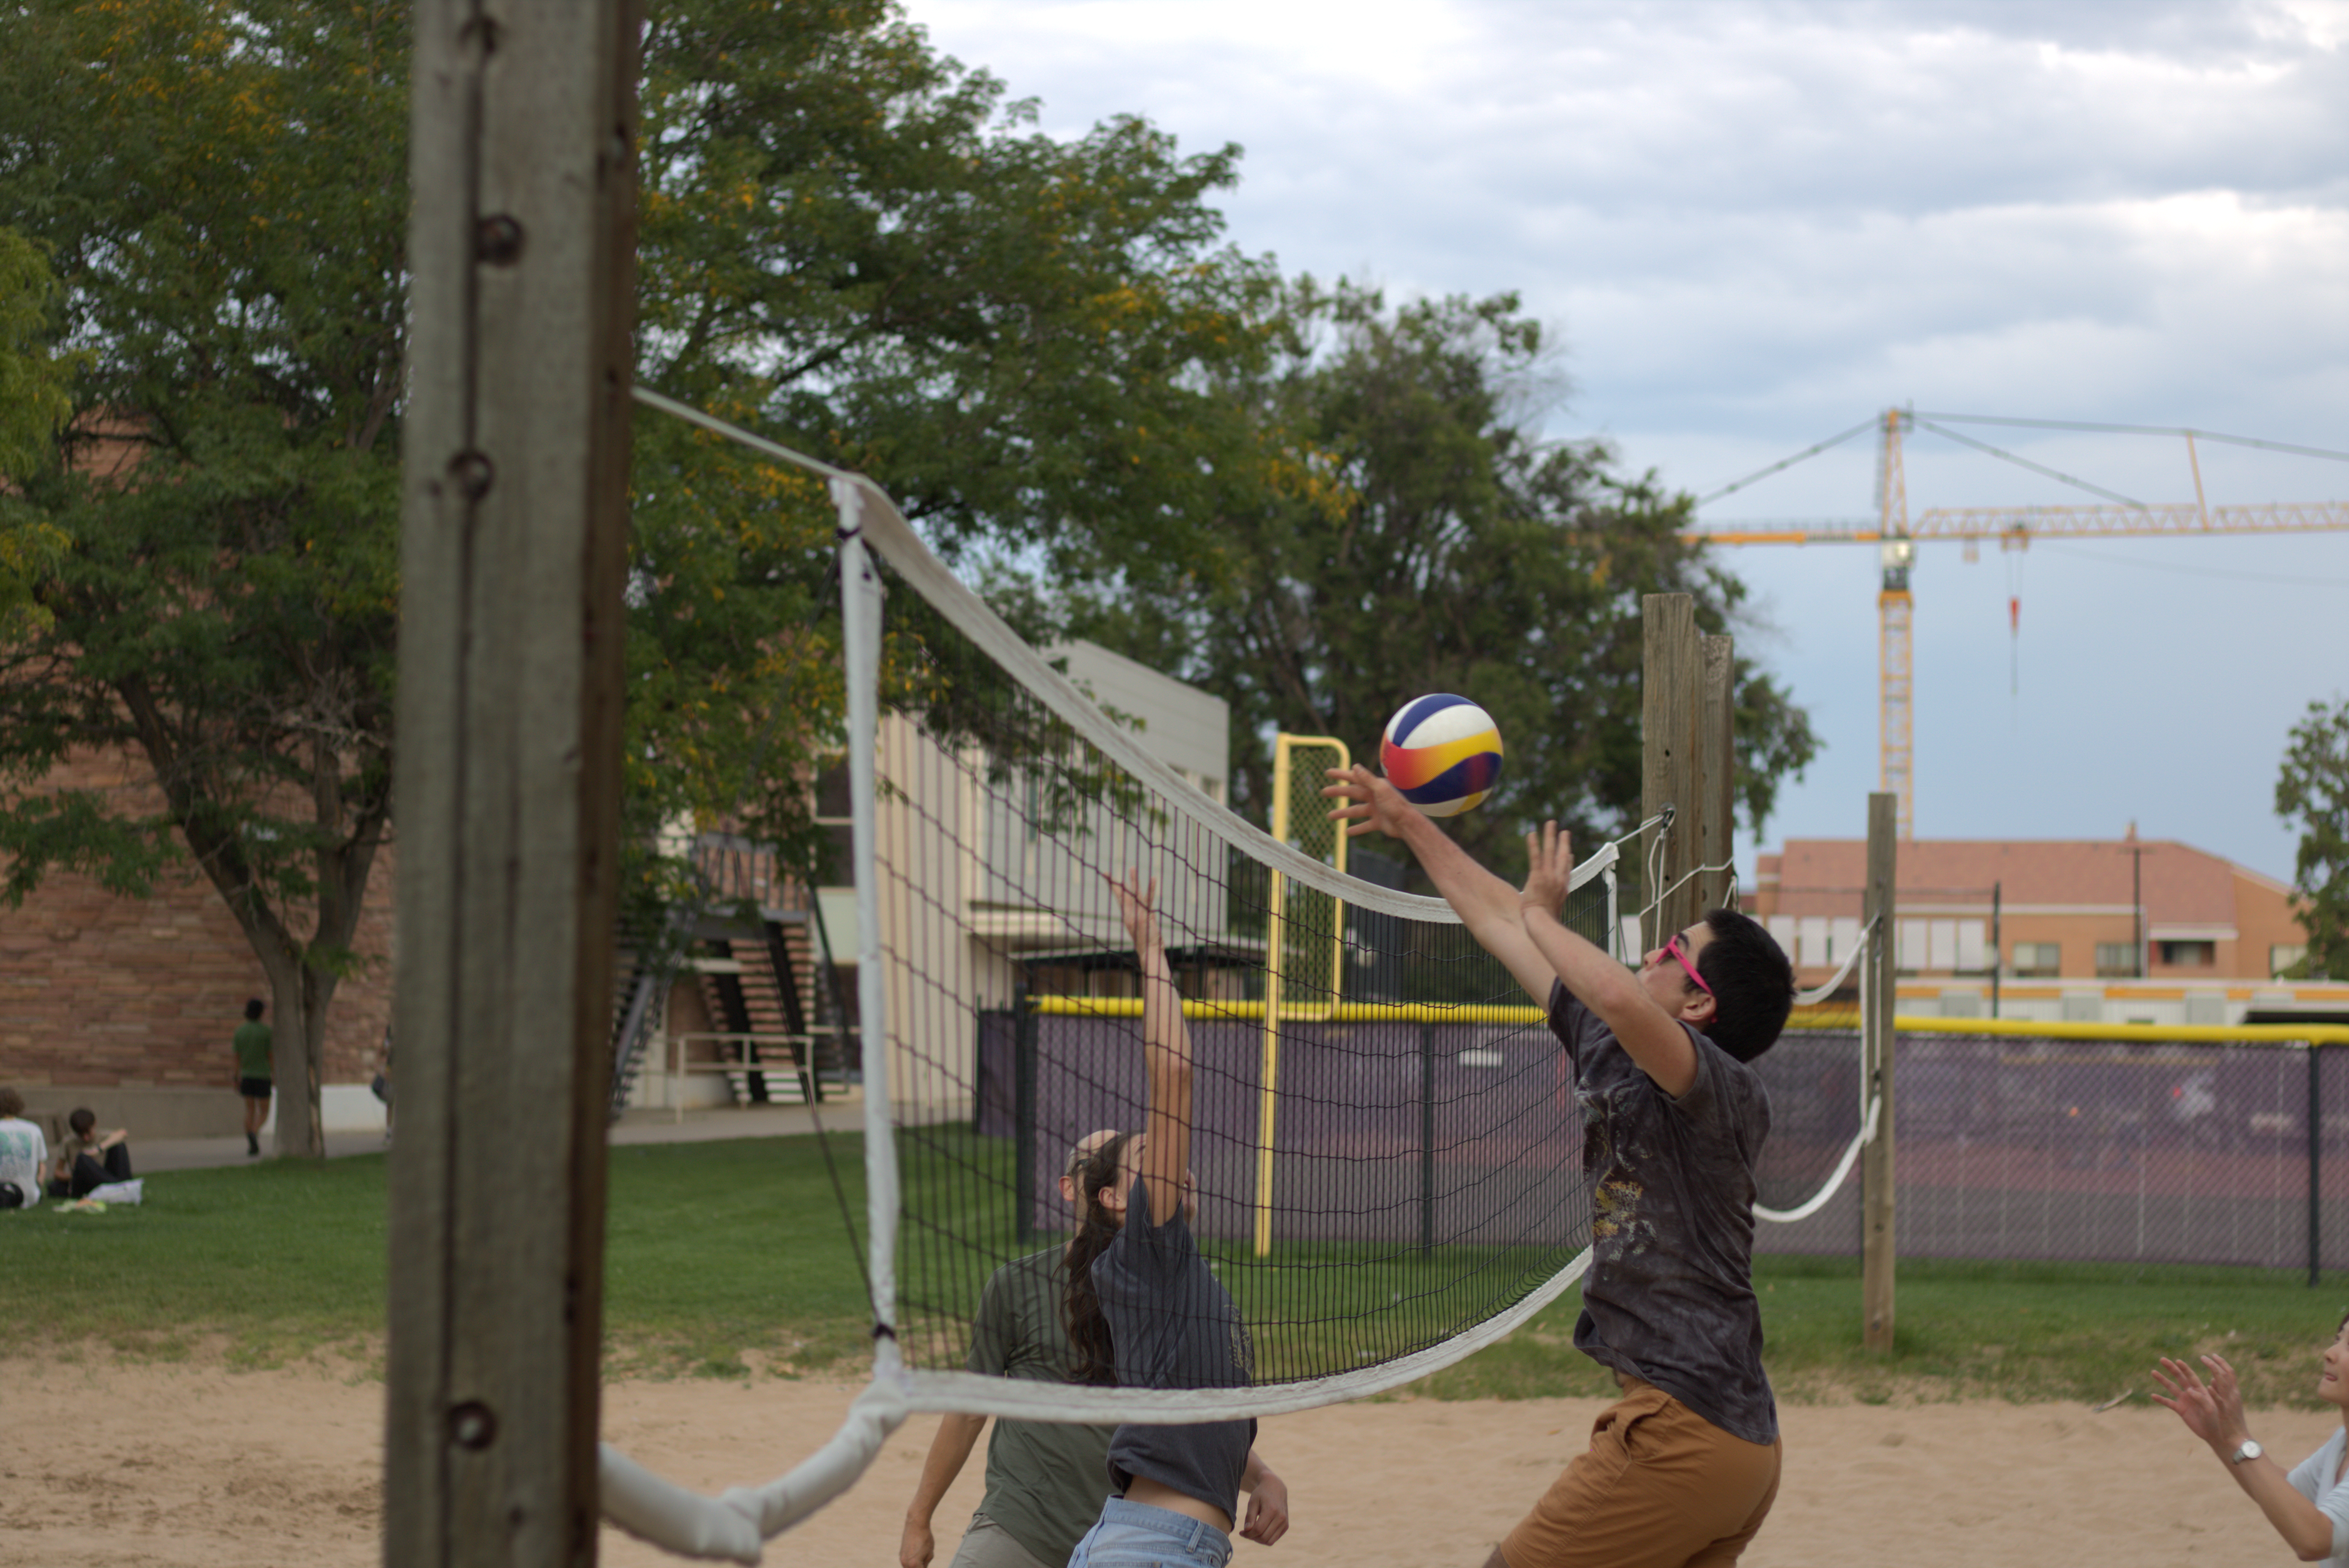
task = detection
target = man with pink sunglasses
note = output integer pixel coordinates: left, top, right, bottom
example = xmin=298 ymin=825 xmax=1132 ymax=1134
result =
xmin=1325 ymin=770 xmax=1797 ymax=1568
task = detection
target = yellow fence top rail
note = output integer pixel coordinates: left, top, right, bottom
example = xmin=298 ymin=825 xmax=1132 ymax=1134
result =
xmin=1890 ymin=1016 xmax=2349 ymax=1046
xmin=1031 ymin=995 xmax=2349 ymax=1044
xmin=1032 ymin=996 xmax=1549 ymax=1026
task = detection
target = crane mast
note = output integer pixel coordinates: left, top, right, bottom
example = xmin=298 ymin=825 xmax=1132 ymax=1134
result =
xmin=1877 ymin=410 xmax=1915 ymax=839
xmin=1688 ymin=409 xmax=2349 ymax=845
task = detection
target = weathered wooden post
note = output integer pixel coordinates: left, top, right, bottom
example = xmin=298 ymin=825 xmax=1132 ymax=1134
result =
xmin=387 ymin=2 xmax=640 ymax=1563
xmin=1698 ymin=634 xmax=1737 ymax=913
xmin=1640 ymin=595 xmax=1702 ymax=949
xmin=1861 ymin=792 xmax=1899 ymax=1353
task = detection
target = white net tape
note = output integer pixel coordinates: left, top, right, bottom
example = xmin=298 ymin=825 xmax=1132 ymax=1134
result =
xmin=1753 ymin=917 xmax=1880 ymax=1226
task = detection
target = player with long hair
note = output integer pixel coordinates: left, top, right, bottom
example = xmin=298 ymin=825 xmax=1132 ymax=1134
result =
xmin=1061 ymin=869 xmax=1290 ymax=1568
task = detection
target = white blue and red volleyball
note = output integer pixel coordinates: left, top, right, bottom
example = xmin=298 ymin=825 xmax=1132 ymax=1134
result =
xmin=1380 ymin=695 xmax=1504 ymax=818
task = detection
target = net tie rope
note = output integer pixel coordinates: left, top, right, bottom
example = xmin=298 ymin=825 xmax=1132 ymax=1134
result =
xmin=1754 ymin=915 xmax=1881 ymax=1225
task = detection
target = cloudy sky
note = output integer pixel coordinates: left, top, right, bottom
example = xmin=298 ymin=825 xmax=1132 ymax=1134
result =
xmin=901 ymin=0 xmax=2349 ymax=883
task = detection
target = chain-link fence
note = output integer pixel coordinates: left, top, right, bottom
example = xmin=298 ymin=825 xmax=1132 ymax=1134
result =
xmin=1756 ymin=1028 xmax=2349 ymax=1274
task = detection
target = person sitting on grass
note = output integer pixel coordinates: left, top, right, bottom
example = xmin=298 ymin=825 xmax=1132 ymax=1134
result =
xmin=900 ymin=1127 xmax=1127 ymax=1568
xmin=2154 ymin=1320 xmax=2349 ymax=1565
xmin=0 ymin=1086 xmax=46 ymax=1210
xmin=1060 ymin=868 xmax=1290 ymax=1568
xmin=1325 ymin=765 xmax=1795 ymax=1568
xmin=48 ymin=1108 xmax=133 ymax=1200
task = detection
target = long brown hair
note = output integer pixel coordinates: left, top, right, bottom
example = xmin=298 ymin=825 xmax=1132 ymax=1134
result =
xmin=1062 ymin=1132 xmax=1133 ymax=1386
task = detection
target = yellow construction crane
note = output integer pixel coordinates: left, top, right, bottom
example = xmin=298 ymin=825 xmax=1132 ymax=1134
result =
xmin=1689 ymin=409 xmax=2349 ymax=839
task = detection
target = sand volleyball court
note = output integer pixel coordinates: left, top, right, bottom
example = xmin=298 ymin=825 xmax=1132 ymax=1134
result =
xmin=4 ymin=1357 xmax=2335 ymax=1566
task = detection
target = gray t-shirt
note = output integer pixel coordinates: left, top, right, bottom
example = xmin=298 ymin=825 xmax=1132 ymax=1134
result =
xmin=1548 ymin=980 xmax=1778 ymax=1446
xmin=2289 ymin=1427 xmax=2349 ymax=1566
xmin=1093 ymin=1176 xmax=1256 ymax=1522
xmin=964 ymin=1249 xmax=1117 ymax=1567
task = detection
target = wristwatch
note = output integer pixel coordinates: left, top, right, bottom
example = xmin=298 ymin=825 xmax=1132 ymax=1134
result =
xmin=2230 ymin=1439 xmax=2264 ymax=1465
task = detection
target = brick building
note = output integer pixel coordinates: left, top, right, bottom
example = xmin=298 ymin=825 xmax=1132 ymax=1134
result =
xmin=1753 ymin=829 xmax=2347 ymax=1026
xmin=0 ymin=748 xmax=395 ymax=1135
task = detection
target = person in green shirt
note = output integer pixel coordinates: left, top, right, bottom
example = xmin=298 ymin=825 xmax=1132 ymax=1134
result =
xmin=900 ymin=1129 xmax=1127 ymax=1568
xmin=232 ymin=997 xmax=273 ymax=1157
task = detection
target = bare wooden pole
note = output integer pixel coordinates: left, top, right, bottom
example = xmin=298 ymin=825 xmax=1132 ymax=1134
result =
xmin=1698 ymin=634 xmax=1737 ymax=912
xmin=1861 ymin=791 xmax=1899 ymax=1354
xmin=387 ymin=3 xmax=639 ymax=1564
xmin=1640 ymin=595 xmax=1701 ymax=948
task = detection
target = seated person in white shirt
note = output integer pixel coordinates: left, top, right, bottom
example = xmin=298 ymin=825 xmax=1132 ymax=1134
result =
xmin=0 ymin=1087 xmax=48 ymax=1210
xmin=2154 ymin=1315 xmax=2349 ymax=1565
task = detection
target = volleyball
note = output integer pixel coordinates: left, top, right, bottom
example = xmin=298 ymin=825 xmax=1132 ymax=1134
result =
xmin=1380 ymin=694 xmax=1504 ymax=818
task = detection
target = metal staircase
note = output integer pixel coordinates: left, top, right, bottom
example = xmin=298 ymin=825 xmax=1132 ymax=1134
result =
xmin=607 ymin=834 xmax=853 ymax=1120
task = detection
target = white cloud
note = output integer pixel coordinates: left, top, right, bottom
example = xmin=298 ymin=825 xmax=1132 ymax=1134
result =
xmin=902 ymin=0 xmax=2349 ymax=879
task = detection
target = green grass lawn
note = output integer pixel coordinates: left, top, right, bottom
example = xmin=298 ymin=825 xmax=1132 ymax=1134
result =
xmin=4 ymin=1132 xmax=2342 ymax=1409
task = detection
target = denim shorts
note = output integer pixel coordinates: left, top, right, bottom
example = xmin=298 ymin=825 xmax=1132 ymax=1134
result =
xmin=1067 ymin=1497 xmax=1233 ymax=1568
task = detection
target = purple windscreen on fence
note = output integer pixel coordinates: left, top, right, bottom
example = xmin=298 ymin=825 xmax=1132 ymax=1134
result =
xmin=978 ymin=1010 xmax=1591 ymax=1253
xmin=1754 ymin=1032 xmax=2349 ymax=1273
xmin=985 ymin=1020 xmax=2349 ymax=1272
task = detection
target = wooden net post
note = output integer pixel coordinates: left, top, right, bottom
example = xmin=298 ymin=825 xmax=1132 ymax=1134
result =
xmin=1862 ymin=792 xmax=1899 ymax=1354
xmin=1640 ymin=595 xmax=1701 ymax=950
xmin=386 ymin=2 xmax=640 ymax=1562
xmin=1699 ymin=634 xmax=1737 ymax=913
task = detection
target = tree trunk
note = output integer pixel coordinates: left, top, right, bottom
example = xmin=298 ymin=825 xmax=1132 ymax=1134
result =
xmin=264 ymin=956 xmax=326 ymax=1159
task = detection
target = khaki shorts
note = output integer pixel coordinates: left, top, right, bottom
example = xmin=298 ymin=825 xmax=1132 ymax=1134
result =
xmin=1500 ymin=1378 xmax=1782 ymax=1568
xmin=948 ymin=1512 xmax=1057 ymax=1568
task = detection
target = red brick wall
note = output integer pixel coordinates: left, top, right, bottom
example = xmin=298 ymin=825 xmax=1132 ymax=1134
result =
xmin=0 ymin=749 xmax=394 ymax=1089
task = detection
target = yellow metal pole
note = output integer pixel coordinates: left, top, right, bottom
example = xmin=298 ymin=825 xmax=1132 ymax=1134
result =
xmin=1253 ymin=738 xmax=1293 ymax=1258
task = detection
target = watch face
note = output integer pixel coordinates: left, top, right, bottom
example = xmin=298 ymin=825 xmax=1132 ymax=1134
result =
xmin=2238 ymin=1441 xmax=2264 ymax=1463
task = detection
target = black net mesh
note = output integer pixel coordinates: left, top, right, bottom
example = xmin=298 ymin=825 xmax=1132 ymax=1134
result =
xmin=870 ymin=586 xmax=1615 ymax=1387
xmin=1749 ymin=1027 xmax=1867 ymax=1215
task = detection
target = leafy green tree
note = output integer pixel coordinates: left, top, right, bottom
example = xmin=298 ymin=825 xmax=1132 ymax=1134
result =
xmin=0 ymin=228 xmax=75 ymax=631
xmin=2276 ymin=696 xmax=2349 ymax=980
xmin=0 ymin=0 xmax=410 ymax=1155
xmin=618 ymin=0 xmax=1282 ymax=884
xmin=0 ymin=0 xmax=1290 ymax=1148
xmin=1062 ymin=281 xmax=1819 ymax=884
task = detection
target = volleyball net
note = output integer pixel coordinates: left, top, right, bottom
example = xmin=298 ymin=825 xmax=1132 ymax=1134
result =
xmin=600 ymin=392 xmax=1704 ymax=1559
xmin=843 ymin=463 xmax=1621 ymax=1407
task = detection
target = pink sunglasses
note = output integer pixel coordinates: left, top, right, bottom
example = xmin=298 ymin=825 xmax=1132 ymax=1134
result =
xmin=1664 ymin=933 xmax=1713 ymax=997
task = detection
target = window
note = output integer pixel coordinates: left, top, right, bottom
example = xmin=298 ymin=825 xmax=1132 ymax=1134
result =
xmin=2157 ymin=940 xmax=2215 ymax=968
xmin=2273 ymin=944 xmax=2308 ymax=979
xmin=813 ymin=757 xmax=854 ymax=886
xmin=2009 ymin=942 xmax=2061 ymax=977
xmin=2094 ymin=942 xmax=2140 ymax=978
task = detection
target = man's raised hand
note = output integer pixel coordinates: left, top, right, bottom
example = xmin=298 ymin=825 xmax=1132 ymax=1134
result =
xmin=1322 ymin=764 xmax=1413 ymax=840
xmin=1519 ymin=821 xmax=1574 ymax=923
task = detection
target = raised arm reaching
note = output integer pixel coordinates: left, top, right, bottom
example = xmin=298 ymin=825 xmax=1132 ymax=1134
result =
xmin=1108 ymin=867 xmax=1193 ymax=1209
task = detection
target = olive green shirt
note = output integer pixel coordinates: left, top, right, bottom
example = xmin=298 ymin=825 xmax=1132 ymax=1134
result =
xmin=965 ymin=1248 xmax=1116 ymax=1566
xmin=233 ymin=1020 xmax=273 ymax=1080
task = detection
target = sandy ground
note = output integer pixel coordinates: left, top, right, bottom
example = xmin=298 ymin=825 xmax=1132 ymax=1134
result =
xmin=4 ymin=1360 xmax=2339 ymax=1567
